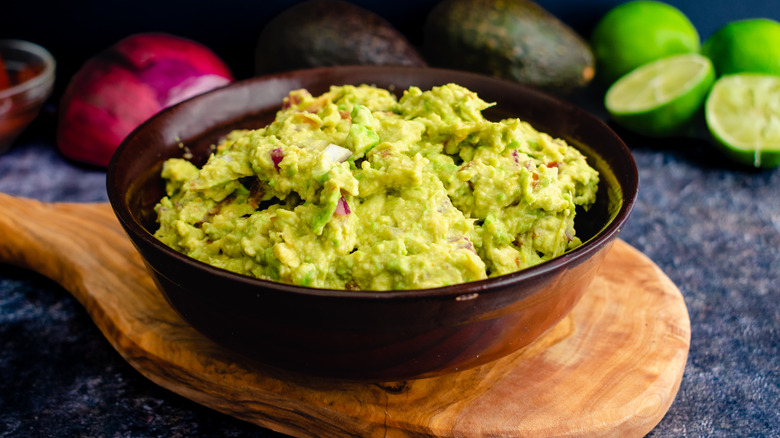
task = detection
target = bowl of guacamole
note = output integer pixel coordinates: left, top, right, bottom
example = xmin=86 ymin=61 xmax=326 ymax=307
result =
xmin=108 ymin=66 xmax=637 ymax=381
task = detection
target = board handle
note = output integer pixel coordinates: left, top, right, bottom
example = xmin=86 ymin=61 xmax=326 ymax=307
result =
xmin=0 ymin=193 xmax=133 ymax=298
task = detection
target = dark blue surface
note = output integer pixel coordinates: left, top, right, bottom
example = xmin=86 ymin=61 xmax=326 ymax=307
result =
xmin=2 ymin=1 xmax=780 ymax=436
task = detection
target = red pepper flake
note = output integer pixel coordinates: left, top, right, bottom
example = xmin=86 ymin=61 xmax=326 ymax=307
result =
xmin=546 ymin=161 xmax=561 ymax=168
xmin=339 ymin=110 xmax=351 ymax=120
xmin=532 ymin=173 xmax=539 ymax=188
xmin=458 ymin=161 xmax=474 ymax=172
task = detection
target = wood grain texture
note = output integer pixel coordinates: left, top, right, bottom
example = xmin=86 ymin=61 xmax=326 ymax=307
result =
xmin=0 ymin=193 xmax=690 ymax=437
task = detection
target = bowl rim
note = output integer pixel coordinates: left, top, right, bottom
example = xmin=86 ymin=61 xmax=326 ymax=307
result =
xmin=107 ymin=65 xmax=638 ymax=300
xmin=0 ymin=39 xmax=56 ymax=100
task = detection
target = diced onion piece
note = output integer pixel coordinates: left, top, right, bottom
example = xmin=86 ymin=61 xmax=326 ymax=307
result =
xmin=323 ymin=143 xmax=352 ymax=163
xmin=271 ymin=147 xmax=284 ymax=169
xmin=449 ymin=235 xmax=477 ymax=254
xmin=335 ymin=196 xmax=351 ymax=216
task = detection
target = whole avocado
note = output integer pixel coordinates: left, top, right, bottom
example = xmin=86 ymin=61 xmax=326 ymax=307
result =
xmin=424 ymin=0 xmax=594 ymax=94
xmin=255 ymin=0 xmax=426 ymax=74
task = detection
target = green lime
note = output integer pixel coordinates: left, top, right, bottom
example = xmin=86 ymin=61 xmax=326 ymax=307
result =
xmin=702 ymin=18 xmax=780 ymax=77
xmin=605 ymin=53 xmax=715 ymax=137
xmin=705 ymin=74 xmax=780 ymax=168
xmin=590 ymin=1 xmax=700 ymax=84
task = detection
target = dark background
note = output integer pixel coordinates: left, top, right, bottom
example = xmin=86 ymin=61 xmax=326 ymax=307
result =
xmin=4 ymin=0 xmax=780 ymax=102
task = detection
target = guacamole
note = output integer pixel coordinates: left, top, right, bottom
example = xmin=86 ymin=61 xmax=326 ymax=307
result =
xmin=154 ymin=83 xmax=599 ymax=290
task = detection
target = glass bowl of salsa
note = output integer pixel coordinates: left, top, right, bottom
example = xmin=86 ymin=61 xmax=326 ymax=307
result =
xmin=0 ymin=39 xmax=55 ymax=153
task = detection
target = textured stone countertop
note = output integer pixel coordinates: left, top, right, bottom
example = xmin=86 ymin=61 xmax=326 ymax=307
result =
xmin=1 ymin=97 xmax=778 ymax=437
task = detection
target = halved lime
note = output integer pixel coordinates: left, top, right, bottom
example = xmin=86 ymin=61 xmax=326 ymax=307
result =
xmin=705 ymin=73 xmax=780 ymax=168
xmin=605 ymin=53 xmax=715 ymax=137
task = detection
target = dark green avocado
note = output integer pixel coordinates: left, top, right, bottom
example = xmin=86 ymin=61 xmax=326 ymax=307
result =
xmin=423 ymin=0 xmax=594 ymax=95
xmin=255 ymin=0 xmax=426 ymax=75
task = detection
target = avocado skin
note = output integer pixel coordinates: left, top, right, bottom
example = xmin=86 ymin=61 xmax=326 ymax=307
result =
xmin=255 ymin=0 xmax=426 ymax=75
xmin=424 ymin=0 xmax=594 ymax=95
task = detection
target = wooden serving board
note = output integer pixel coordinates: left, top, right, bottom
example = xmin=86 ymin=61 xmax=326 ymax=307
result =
xmin=0 ymin=193 xmax=690 ymax=437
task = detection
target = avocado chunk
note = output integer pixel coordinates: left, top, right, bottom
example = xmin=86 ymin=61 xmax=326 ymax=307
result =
xmin=423 ymin=0 xmax=594 ymax=95
xmin=255 ymin=0 xmax=426 ymax=75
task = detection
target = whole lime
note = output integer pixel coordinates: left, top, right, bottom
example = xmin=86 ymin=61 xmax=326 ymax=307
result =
xmin=702 ymin=18 xmax=780 ymax=77
xmin=590 ymin=1 xmax=700 ymax=84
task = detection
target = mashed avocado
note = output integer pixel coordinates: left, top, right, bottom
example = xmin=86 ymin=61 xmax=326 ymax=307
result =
xmin=154 ymin=83 xmax=599 ymax=290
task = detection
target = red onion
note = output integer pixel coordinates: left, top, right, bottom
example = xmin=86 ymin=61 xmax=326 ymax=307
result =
xmin=57 ymin=33 xmax=233 ymax=167
xmin=335 ymin=195 xmax=351 ymax=216
xmin=271 ymin=147 xmax=284 ymax=170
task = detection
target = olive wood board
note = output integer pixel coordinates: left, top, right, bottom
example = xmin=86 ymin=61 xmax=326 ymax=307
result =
xmin=0 ymin=193 xmax=690 ymax=437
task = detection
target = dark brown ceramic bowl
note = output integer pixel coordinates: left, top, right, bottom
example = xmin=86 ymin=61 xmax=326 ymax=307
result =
xmin=107 ymin=66 xmax=637 ymax=382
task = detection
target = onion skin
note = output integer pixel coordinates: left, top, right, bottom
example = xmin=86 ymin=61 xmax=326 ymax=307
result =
xmin=57 ymin=33 xmax=233 ymax=167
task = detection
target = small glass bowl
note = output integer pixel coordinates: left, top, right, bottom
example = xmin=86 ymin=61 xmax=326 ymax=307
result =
xmin=0 ymin=39 xmax=56 ymax=153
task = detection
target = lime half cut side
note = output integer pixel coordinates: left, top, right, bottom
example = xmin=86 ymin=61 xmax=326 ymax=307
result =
xmin=605 ymin=53 xmax=715 ymax=137
xmin=705 ymin=73 xmax=780 ymax=168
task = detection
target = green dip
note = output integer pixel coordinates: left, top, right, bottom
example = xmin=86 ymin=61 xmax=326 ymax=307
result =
xmin=154 ymin=83 xmax=599 ymax=290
